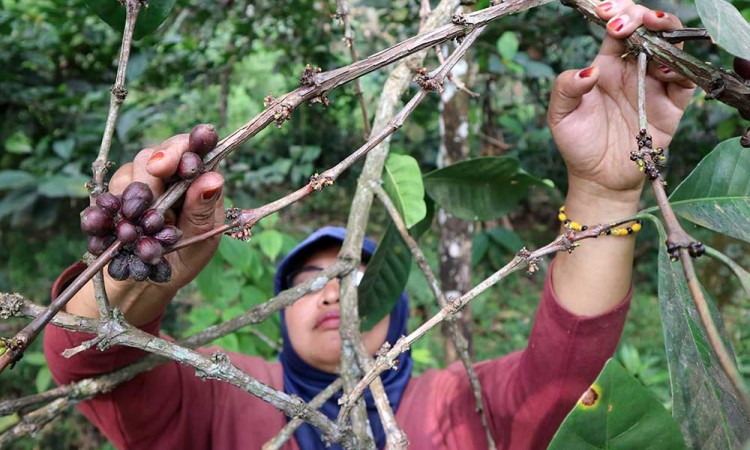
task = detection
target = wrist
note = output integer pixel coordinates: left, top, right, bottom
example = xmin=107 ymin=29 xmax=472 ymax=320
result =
xmin=565 ymin=177 xmax=643 ymax=224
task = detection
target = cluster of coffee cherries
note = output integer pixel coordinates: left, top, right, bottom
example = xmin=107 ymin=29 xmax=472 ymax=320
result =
xmin=80 ymin=123 xmax=219 ymax=284
xmin=81 ymin=183 xmax=180 ymax=283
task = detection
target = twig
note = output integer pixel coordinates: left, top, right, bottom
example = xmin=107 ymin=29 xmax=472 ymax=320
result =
xmin=371 ymin=183 xmax=496 ymax=448
xmin=90 ymin=0 xmax=141 ymax=195
xmin=336 ymin=0 xmax=372 ymax=138
xmin=261 ymin=378 xmax=344 ymax=450
xmin=91 ymin=271 xmax=112 ymax=321
xmin=635 ymin=49 xmax=750 ymax=416
xmin=0 ymin=398 xmax=71 ymax=448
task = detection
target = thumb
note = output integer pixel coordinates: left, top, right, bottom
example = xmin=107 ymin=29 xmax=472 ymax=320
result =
xmin=548 ymin=66 xmax=600 ymax=129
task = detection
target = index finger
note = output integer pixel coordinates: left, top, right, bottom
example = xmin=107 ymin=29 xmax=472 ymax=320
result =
xmin=143 ymin=133 xmax=191 ymax=180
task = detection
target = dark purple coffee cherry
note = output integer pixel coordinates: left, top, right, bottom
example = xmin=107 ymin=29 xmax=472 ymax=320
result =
xmin=177 ymin=152 xmax=204 ymax=180
xmin=149 ymin=259 xmax=172 ymax=283
xmin=140 ymin=209 xmax=165 ymax=235
xmin=734 ymin=57 xmax=750 ymax=80
xmin=128 ymin=255 xmax=151 ymax=282
xmin=108 ymin=253 xmax=130 ymax=281
xmin=136 ymin=236 xmax=164 ymax=265
xmin=153 ymin=225 xmax=182 ymax=246
xmin=121 ymin=181 xmax=154 ymax=204
xmin=121 ymin=198 xmax=150 ymax=221
xmin=116 ymin=220 xmax=139 ymax=244
xmin=88 ymin=235 xmax=116 ymax=256
xmin=188 ymin=124 xmax=219 ymax=156
xmin=95 ymin=192 xmax=121 ymax=216
xmin=81 ymin=206 xmax=115 ymax=236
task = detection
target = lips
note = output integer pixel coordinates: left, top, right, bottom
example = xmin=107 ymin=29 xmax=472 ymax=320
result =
xmin=315 ymin=311 xmax=341 ymax=330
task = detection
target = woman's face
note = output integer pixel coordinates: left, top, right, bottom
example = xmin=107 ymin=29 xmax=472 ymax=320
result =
xmin=283 ymin=245 xmax=390 ymax=373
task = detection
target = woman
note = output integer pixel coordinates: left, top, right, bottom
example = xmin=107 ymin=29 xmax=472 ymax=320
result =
xmin=45 ymin=2 xmax=695 ymax=448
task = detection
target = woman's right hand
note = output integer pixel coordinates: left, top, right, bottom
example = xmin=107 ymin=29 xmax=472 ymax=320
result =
xmin=66 ymin=133 xmax=225 ymax=326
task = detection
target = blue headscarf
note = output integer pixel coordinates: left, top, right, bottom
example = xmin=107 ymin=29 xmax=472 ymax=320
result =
xmin=274 ymin=226 xmax=413 ymax=450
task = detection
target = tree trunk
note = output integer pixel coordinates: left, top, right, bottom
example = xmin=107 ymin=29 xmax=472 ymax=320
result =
xmin=438 ymin=52 xmax=474 ymax=363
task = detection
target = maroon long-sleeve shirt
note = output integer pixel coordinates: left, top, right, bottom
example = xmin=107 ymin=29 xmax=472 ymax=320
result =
xmin=44 ymin=266 xmax=630 ymax=449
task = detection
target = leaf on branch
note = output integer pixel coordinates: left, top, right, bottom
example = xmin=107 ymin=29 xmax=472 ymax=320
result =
xmin=383 ymin=153 xmax=427 ymax=228
xmin=695 ymin=0 xmax=750 ymax=60
xmin=83 ymin=0 xmax=177 ymax=40
xmin=358 ymin=195 xmax=434 ymax=331
xmin=657 ymin=247 xmax=750 ymax=448
xmin=548 ymin=359 xmax=686 ymax=450
xmin=423 ymin=156 xmax=552 ymax=221
xmin=669 ymin=137 xmax=750 ymax=243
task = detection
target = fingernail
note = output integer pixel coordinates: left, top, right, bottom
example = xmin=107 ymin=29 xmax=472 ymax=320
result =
xmin=148 ymin=151 xmax=165 ymax=165
xmin=654 ymin=10 xmax=666 ymax=18
xmin=598 ymin=1 xmax=613 ymax=12
xmin=659 ymin=65 xmax=671 ymax=74
xmin=578 ymin=66 xmax=595 ymax=78
xmin=201 ymin=186 xmax=222 ymax=202
xmin=608 ymin=15 xmax=628 ymax=32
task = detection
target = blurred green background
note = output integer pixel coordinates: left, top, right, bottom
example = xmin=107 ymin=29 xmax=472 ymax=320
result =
xmin=1 ymin=0 xmax=749 ymax=447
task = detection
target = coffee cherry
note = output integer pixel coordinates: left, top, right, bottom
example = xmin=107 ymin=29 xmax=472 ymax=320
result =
xmin=128 ymin=256 xmax=151 ymax=282
xmin=116 ymin=220 xmax=139 ymax=244
xmin=121 ymin=198 xmax=150 ymax=221
xmin=95 ymin=193 xmax=121 ymax=216
xmin=734 ymin=57 xmax=750 ymax=80
xmin=88 ymin=235 xmax=116 ymax=256
xmin=177 ymin=152 xmax=204 ymax=180
xmin=108 ymin=253 xmax=130 ymax=281
xmin=136 ymin=236 xmax=164 ymax=265
xmin=81 ymin=206 xmax=115 ymax=236
xmin=153 ymin=225 xmax=182 ymax=246
xmin=188 ymin=124 xmax=219 ymax=156
xmin=140 ymin=209 xmax=165 ymax=235
xmin=122 ymin=181 xmax=154 ymax=204
xmin=149 ymin=259 xmax=172 ymax=283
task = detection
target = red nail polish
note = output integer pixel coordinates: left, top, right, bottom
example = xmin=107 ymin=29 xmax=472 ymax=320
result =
xmin=608 ymin=18 xmax=624 ymax=32
xmin=659 ymin=65 xmax=671 ymax=74
xmin=201 ymin=186 xmax=222 ymax=201
xmin=654 ymin=10 xmax=666 ymax=18
xmin=579 ymin=66 xmax=595 ymax=78
xmin=598 ymin=1 xmax=613 ymax=11
xmin=148 ymin=151 xmax=165 ymax=165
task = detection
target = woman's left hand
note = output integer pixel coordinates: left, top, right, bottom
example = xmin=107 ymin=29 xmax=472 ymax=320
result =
xmin=548 ymin=0 xmax=695 ymax=203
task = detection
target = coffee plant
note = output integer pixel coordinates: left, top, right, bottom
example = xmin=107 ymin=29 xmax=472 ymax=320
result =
xmin=1 ymin=0 xmax=750 ymax=448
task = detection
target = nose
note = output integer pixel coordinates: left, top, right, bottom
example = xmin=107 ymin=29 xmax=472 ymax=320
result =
xmin=320 ymin=278 xmax=341 ymax=306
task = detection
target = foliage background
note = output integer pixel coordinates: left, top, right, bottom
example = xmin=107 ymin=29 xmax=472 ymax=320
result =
xmin=1 ymin=0 xmax=749 ymax=447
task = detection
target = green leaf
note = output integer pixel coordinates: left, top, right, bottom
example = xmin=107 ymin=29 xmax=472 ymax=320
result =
xmin=383 ymin=153 xmax=426 ymax=228
xmin=241 ymin=285 xmax=270 ymax=309
xmin=83 ymin=0 xmax=177 ymax=40
xmin=695 ymin=0 xmax=750 ymax=60
xmin=358 ymin=223 xmax=411 ymax=330
xmin=548 ymin=359 xmax=686 ymax=450
xmin=4 ymin=131 xmax=32 ymax=154
xmin=0 ymin=188 xmax=38 ymax=220
xmin=497 ymin=31 xmax=519 ymax=62
xmin=35 ymin=366 xmax=53 ymax=393
xmin=52 ymin=138 xmax=75 ymax=160
xmin=408 ymin=194 xmax=435 ymax=239
xmin=218 ymin=235 xmax=255 ymax=275
xmin=257 ymin=230 xmax=284 ymax=261
xmin=657 ymin=247 xmax=750 ymax=448
xmin=705 ymin=245 xmax=750 ymax=300
xmin=669 ymin=138 xmax=750 ymax=243
xmin=37 ymin=174 xmax=89 ymax=198
xmin=0 ymin=170 xmax=35 ymax=190
xmin=24 ymin=352 xmax=47 ymax=366
xmin=195 ymin=256 xmax=224 ymax=300
xmin=423 ymin=156 xmax=546 ymax=221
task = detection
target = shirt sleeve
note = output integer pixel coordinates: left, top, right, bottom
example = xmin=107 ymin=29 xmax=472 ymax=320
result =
xmin=43 ymin=263 xmax=216 ymax=449
xmin=477 ymin=262 xmax=632 ymax=449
